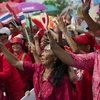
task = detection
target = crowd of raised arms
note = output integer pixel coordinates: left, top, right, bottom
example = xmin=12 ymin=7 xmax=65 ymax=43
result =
xmin=0 ymin=0 xmax=100 ymax=100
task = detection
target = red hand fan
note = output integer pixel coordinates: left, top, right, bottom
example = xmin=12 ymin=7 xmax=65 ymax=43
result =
xmin=32 ymin=19 xmax=46 ymax=30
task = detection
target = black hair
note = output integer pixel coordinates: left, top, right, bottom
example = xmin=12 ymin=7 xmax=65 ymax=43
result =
xmin=3 ymin=21 xmax=21 ymax=28
xmin=8 ymin=21 xmax=22 ymax=28
xmin=90 ymin=47 xmax=94 ymax=52
xmin=48 ymin=44 xmax=69 ymax=87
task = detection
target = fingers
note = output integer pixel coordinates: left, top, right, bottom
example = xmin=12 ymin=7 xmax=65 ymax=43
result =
xmin=34 ymin=34 xmax=38 ymax=40
xmin=25 ymin=91 xmax=30 ymax=96
xmin=86 ymin=0 xmax=90 ymax=2
xmin=53 ymin=17 xmax=59 ymax=26
xmin=48 ymin=28 xmax=55 ymax=41
xmin=28 ymin=42 xmax=35 ymax=52
xmin=81 ymin=0 xmax=84 ymax=3
xmin=82 ymin=0 xmax=91 ymax=3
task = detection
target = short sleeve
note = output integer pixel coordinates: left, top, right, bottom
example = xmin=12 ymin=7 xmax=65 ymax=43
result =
xmin=23 ymin=61 xmax=41 ymax=76
xmin=70 ymin=52 xmax=95 ymax=71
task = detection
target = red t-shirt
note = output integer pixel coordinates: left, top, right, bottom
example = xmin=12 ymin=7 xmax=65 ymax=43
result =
xmin=76 ymin=70 xmax=93 ymax=100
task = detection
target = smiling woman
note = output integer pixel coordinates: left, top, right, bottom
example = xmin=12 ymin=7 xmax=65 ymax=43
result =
xmin=11 ymin=37 xmax=32 ymax=92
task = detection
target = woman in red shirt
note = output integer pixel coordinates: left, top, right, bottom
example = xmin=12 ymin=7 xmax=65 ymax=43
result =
xmin=0 ymin=43 xmax=74 ymax=100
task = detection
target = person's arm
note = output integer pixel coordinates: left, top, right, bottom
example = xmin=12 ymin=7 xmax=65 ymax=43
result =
xmin=34 ymin=33 xmax=42 ymax=56
xmin=68 ymin=67 xmax=76 ymax=85
xmin=29 ymin=42 xmax=41 ymax=64
xmin=56 ymin=16 xmax=79 ymax=53
xmin=49 ymin=29 xmax=58 ymax=41
xmin=57 ymin=28 xmax=63 ymax=46
xmin=0 ymin=43 xmax=24 ymax=70
xmin=48 ymin=28 xmax=94 ymax=71
xmin=62 ymin=29 xmax=80 ymax=53
xmin=48 ymin=29 xmax=74 ymax=66
xmin=82 ymin=0 xmax=100 ymax=36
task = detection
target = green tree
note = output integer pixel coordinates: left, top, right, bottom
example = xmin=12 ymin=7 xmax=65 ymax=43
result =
xmin=43 ymin=0 xmax=69 ymax=15
xmin=0 ymin=0 xmax=8 ymax=3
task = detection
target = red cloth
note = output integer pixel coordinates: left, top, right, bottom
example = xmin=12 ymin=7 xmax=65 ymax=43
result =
xmin=76 ymin=70 xmax=93 ymax=100
xmin=64 ymin=46 xmax=72 ymax=52
xmin=5 ymin=41 xmax=13 ymax=53
xmin=28 ymin=52 xmax=35 ymax=63
xmin=14 ymin=51 xmax=32 ymax=91
xmin=72 ymin=90 xmax=77 ymax=100
xmin=23 ymin=62 xmax=73 ymax=100
xmin=10 ymin=0 xmax=24 ymax=3
xmin=2 ymin=55 xmax=24 ymax=93
xmin=9 ymin=89 xmax=24 ymax=100
xmin=70 ymin=53 xmax=97 ymax=99
xmin=94 ymin=39 xmax=100 ymax=50
xmin=10 ymin=32 xmax=20 ymax=40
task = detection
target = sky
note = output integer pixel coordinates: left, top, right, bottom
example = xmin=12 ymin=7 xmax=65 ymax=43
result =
xmin=26 ymin=0 xmax=45 ymax=3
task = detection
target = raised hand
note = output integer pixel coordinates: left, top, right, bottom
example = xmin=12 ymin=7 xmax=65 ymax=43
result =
xmin=81 ymin=0 xmax=91 ymax=14
xmin=55 ymin=16 xmax=67 ymax=32
xmin=28 ymin=42 xmax=36 ymax=53
xmin=34 ymin=32 xmax=39 ymax=41
xmin=47 ymin=29 xmax=56 ymax=45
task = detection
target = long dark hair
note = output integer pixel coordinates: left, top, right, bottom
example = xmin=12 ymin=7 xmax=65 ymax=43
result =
xmin=48 ymin=44 xmax=69 ymax=87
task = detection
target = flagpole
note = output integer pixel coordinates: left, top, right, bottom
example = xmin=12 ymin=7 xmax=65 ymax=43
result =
xmin=24 ymin=28 xmax=30 ymax=43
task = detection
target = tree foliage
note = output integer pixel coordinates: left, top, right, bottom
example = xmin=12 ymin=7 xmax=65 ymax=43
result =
xmin=0 ymin=0 xmax=8 ymax=3
xmin=43 ymin=0 xmax=69 ymax=15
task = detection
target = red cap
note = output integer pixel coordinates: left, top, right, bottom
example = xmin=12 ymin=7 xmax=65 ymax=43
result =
xmin=11 ymin=37 xmax=23 ymax=46
xmin=73 ymin=32 xmax=95 ymax=47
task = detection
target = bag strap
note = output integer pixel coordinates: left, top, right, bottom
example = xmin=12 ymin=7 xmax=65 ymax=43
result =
xmin=21 ymin=53 xmax=26 ymax=61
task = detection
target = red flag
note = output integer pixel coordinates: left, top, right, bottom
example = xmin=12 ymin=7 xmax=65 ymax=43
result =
xmin=6 ymin=4 xmax=20 ymax=22
xmin=18 ymin=9 xmax=26 ymax=27
xmin=0 ymin=11 xmax=13 ymax=24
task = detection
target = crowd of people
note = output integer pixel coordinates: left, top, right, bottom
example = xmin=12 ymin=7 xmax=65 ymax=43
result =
xmin=0 ymin=0 xmax=100 ymax=100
